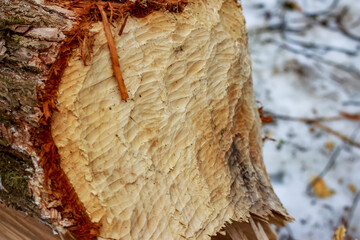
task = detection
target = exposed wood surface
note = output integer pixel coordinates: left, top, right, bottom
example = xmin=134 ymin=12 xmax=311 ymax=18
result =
xmin=1 ymin=0 xmax=291 ymax=239
xmin=0 ymin=204 xmax=61 ymax=240
xmin=51 ymin=0 xmax=291 ymax=239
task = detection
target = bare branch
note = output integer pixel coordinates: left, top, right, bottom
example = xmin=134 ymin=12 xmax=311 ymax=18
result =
xmin=336 ymin=7 xmax=360 ymax=41
xmin=302 ymin=0 xmax=340 ymax=17
xmin=345 ymin=191 xmax=360 ymax=229
xmin=269 ymin=111 xmax=360 ymax=148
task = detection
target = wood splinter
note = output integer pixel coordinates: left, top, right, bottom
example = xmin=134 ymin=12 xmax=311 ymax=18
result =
xmin=97 ymin=3 xmax=129 ymax=101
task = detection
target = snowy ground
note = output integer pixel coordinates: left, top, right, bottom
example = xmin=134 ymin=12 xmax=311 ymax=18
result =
xmin=241 ymin=0 xmax=360 ymax=239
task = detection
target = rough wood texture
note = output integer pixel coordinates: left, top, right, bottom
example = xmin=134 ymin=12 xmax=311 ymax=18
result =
xmin=0 ymin=0 xmax=71 ymax=218
xmin=0 ymin=203 xmax=61 ymax=240
xmin=51 ymin=0 xmax=292 ymax=239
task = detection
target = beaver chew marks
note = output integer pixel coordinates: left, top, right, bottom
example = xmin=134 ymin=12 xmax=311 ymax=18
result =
xmin=52 ymin=0 xmax=292 ymax=239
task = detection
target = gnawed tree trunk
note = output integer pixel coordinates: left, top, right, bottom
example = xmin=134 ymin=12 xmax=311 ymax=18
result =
xmin=0 ymin=0 xmax=292 ymax=239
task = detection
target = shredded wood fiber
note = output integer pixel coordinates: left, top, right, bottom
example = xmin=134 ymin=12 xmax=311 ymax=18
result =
xmin=36 ymin=1 xmax=188 ymax=239
xmin=50 ymin=0 xmax=292 ymax=239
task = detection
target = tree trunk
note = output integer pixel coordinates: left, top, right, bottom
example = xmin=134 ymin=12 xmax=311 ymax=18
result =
xmin=0 ymin=0 xmax=292 ymax=239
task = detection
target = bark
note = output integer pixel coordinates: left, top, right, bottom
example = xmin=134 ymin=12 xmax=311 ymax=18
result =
xmin=0 ymin=0 xmax=69 ymax=215
xmin=0 ymin=0 xmax=292 ymax=239
xmin=0 ymin=0 xmax=98 ymax=238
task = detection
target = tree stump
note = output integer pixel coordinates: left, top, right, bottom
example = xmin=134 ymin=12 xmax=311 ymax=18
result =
xmin=0 ymin=0 xmax=292 ymax=239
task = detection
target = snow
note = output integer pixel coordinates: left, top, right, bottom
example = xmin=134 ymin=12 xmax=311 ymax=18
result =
xmin=242 ymin=0 xmax=360 ymax=239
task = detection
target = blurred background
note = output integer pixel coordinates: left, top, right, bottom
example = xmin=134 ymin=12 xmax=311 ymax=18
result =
xmin=241 ymin=0 xmax=360 ymax=239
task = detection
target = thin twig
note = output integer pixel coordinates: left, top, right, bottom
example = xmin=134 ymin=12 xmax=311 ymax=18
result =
xmin=312 ymin=122 xmax=360 ymax=149
xmin=268 ymin=111 xmax=345 ymax=123
xmin=284 ymin=36 xmax=357 ymax=56
xmin=118 ymin=13 xmax=129 ymax=36
xmin=307 ymin=127 xmax=360 ymax=195
xmin=346 ymin=191 xmax=360 ymax=229
xmin=276 ymin=42 xmax=360 ymax=80
xmin=108 ymin=2 xmax=116 ymax=28
xmin=306 ymin=146 xmax=342 ymax=195
xmin=336 ymin=7 xmax=360 ymax=41
xmin=97 ymin=3 xmax=129 ymax=101
xmin=269 ymin=111 xmax=360 ymax=148
xmin=303 ymin=0 xmax=340 ymax=17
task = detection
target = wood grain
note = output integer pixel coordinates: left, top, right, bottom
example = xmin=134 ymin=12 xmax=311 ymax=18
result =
xmin=0 ymin=204 xmax=61 ymax=240
xmin=51 ymin=0 xmax=292 ymax=239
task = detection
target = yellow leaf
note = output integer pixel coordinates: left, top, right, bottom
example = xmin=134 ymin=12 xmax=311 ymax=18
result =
xmin=265 ymin=130 xmax=274 ymax=137
xmin=333 ymin=225 xmax=346 ymax=240
xmin=348 ymin=184 xmax=357 ymax=193
xmin=311 ymin=177 xmax=335 ymax=198
xmin=326 ymin=141 xmax=334 ymax=150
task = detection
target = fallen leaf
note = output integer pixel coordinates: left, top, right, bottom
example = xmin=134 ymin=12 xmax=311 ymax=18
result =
xmin=326 ymin=141 xmax=334 ymax=150
xmin=333 ymin=225 xmax=346 ymax=240
xmin=311 ymin=177 xmax=335 ymax=198
xmin=348 ymin=184 xmax=357 ymax=193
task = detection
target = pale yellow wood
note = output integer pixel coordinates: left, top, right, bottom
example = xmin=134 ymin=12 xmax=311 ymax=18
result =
xmin=51 ymin=0 xmax=291 ymax=239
